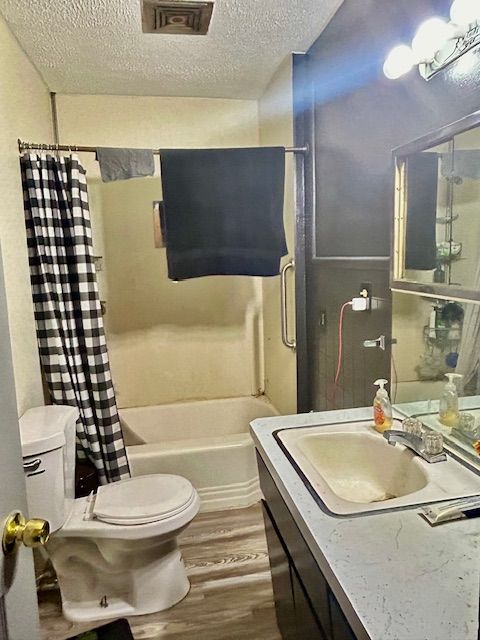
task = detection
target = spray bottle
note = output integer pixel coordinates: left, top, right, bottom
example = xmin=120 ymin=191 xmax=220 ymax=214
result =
xmin=373 ymin=379 xmax=393 ymax=433
xmin=439 ymin=373 xmax=463 ymax=428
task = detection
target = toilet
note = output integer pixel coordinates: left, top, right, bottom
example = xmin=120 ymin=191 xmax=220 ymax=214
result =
xmin=19 ymin=405 xmax=200 ymax=623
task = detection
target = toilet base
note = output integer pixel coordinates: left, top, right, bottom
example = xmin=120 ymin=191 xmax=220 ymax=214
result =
xmin=62 ymin=577 xmax=190 ymax=623
xmin=48 ymin=535 xmax=191 ymax=623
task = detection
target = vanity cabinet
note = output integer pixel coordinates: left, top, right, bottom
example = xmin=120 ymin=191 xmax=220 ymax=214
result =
xmin=262 ymin=501 xmax=321 ymax=639
xmin=257 ymin=452 xmax=358 ymax=640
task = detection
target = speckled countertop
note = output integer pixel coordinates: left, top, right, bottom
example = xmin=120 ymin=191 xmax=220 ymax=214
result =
xmin=251 ymin=406 xmax=480 ymax=640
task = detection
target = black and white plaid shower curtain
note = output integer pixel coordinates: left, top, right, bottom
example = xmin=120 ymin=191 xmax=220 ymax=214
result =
xmin=21 ymin=153 xmax=130 ymax=483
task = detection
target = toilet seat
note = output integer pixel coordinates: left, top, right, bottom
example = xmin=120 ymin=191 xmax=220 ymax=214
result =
xmin=93 ymin=475 xmax=196 ymax=525
xmin=56 ymin=474 xmax=200 ymax=540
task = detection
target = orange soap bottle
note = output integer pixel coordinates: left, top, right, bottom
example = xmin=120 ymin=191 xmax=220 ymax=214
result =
xmin=373 ymin=379 xmax=393 ymax=433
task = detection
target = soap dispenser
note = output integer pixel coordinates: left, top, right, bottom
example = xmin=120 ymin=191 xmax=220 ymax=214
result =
xmin=373 ymin=379 xmax=393 ymax=433
xmin=439 ymin=373 xmax=462 ymax=428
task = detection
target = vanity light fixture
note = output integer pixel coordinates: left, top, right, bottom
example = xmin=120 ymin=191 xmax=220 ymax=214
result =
xmin=411 ymin=17 xmax=455 ymax=63
xmin=383 ymin=45 xmax=416 ymax=80
xmin=383 ymin=0 xmax=480 ymax=80
xmin=450 ymin=0 xmax=480 ymax=27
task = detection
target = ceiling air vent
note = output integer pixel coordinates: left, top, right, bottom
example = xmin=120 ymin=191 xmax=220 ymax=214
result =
xmin=142 ymin=0 xmax=214 ymax=35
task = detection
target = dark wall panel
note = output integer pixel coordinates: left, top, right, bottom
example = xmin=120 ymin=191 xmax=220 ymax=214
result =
xmin=311 ymin=0 xmax=480 ymax=259
xmin=307 ymin=261 xmax=391 ymax=410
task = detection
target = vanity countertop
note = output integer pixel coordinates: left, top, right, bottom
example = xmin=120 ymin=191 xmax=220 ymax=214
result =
xmin=251 ymin=406 xmax=480 ymax=640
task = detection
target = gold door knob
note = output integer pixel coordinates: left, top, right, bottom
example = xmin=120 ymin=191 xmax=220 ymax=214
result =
xmin=2 ymin=511 xmax=50 ymax=556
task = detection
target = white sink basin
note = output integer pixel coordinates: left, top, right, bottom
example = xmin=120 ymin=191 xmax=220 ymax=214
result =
xmin=277 ymin=421 xmax=480 ymax=515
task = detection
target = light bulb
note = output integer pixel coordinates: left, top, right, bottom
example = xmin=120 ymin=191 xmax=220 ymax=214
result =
xmin=450 ymin=0 xmax=480 ymax=26
xmin=383 ymin=45 xmax=416 ymax=79
xmin=411 ymin=17 xmax=454 ymax=62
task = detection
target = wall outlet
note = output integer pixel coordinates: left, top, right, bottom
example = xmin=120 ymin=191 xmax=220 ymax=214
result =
xmin=359 ymin=282 xmax=372 ymax=310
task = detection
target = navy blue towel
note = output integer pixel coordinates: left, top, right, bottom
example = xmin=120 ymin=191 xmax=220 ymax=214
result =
xmin=405 ymin=152 xmax=439 ymax=271
xmin=160 ymin=147 xmax=287 ymax=280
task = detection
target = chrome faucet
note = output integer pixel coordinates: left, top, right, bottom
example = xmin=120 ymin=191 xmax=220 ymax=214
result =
xmin=382 ymin=430 xmax=447 ymax=463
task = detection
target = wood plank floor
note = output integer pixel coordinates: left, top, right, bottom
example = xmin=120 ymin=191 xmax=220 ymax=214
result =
xmin=39 ymin=503 xmax=281 ymax=640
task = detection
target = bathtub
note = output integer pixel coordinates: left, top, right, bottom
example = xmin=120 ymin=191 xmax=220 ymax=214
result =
xmin=120 ymin=396 xmax=278 ymax=512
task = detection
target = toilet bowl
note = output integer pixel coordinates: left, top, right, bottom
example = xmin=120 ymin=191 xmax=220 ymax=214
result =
xmin=19 ymin=405 xmax=200 ymax=623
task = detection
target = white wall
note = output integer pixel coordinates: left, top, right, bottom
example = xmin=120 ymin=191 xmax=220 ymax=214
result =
xmin=258 ymin=57 xmax=297 ymax=415
xmin=56 ymin=94 xmax=263 ymax=408
xmin=0 ymin=15 xmax=52 ymax=415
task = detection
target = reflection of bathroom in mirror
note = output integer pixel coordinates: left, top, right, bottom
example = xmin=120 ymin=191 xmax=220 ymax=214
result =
xmin=392 ymin=291 xmax=480 ymax=459
xmin=392 ymin=292 xmax=480 ymax=403
xmin=393 ymin=120 xmax=480 ymax=300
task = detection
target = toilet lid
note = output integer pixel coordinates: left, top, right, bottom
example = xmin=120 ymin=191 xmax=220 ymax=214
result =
xmin=93 ymin=475 xmax=196 ymax=525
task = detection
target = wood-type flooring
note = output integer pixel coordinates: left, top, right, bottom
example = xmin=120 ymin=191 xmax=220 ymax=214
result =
xmin=39 ymin=503 xmax=281 ymax=640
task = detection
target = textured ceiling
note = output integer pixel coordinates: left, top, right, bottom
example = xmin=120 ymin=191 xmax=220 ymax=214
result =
xmin=0 ymin=0 xmax=342 ymax=99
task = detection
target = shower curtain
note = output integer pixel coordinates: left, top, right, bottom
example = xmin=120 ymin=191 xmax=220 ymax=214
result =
xmin=21 ymin=153 xmax=130 ymax=483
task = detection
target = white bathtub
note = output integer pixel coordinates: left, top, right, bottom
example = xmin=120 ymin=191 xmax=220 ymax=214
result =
xmin=120 ymin=396 xmax=278 ymax=512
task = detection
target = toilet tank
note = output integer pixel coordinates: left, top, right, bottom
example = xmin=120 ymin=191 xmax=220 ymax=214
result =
xmin=19 ymin=405 xmax=79 ymax=532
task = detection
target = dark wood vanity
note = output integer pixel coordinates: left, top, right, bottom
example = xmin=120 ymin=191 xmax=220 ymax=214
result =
xmin=257 ymin=452 xmax=358 ymax=640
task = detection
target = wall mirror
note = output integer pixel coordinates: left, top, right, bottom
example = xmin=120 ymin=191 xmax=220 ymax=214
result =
xmin=392 ymin=110 xmax=480 ymax=303
xmin=392 ymin=291 xmax=480 ymax=466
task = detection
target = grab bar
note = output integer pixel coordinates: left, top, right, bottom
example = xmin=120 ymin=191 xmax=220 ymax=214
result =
xmin=281 ymin=259 xmax=296 ymax=351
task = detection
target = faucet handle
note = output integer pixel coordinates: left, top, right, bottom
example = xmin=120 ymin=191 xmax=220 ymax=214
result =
xmin=423 ymin=432 xmax=444 ymax=456
xmin=402 ymin=417 xmax=423 ymax=437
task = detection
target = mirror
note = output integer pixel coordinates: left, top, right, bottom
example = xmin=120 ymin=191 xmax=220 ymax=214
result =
xmin=392 ymin=112 xmax=480 ymax=303
xmin=392 ymin=290 xmax=480 ymax=463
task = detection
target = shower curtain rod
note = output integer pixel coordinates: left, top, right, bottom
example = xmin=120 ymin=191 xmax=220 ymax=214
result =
xmin=17 ymin=139 xmax=308 ymax=155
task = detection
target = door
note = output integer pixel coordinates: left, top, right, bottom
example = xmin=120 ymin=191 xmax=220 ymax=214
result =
xmin=0 ymin=246 xmax=41 ymax=640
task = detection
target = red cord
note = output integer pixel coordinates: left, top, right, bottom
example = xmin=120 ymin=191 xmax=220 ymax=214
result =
xmin=334 ymin=301 xmax=352 ymax=387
